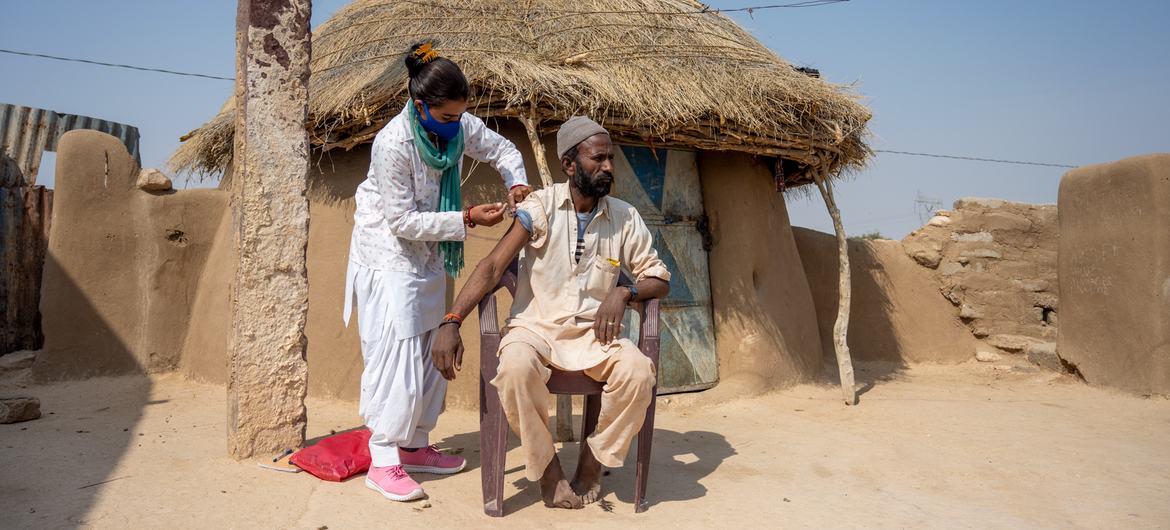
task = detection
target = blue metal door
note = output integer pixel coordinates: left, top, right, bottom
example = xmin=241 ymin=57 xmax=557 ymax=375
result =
xmin=612 ymin=146 xmax=718 ymax=394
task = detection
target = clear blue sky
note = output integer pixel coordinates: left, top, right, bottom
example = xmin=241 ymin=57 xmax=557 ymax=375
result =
xmin=2 ymin=1 xmax=1167 ymax=237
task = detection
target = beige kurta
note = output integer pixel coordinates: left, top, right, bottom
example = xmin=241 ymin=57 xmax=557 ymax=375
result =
xmin=501 ymin=182 xmax=671 ymax=371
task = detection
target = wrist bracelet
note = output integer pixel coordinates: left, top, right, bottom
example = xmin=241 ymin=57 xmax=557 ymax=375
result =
xmin=464 ymin=206 xmax=476 ymax=228
xmin=443 ymin=312 xmax=464 ymax=326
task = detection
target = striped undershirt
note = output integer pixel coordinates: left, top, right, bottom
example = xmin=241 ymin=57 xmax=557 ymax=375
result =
xmin=574 ymin=210 xmax=597 ymax=263
xmin=513 ymin=207 xmax=597 ymax=263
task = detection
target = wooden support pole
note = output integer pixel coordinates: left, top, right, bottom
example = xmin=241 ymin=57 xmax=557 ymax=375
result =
xmin=227 ymin=0 xmax=313 ymax=458
xmin=518 ymin=100 xmax=555 ymax=189
xmin=814 ymin=170 xmax=857 ymax=406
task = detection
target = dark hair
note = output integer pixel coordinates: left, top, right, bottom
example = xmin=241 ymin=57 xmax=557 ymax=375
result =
xmin=405 ymin=42 xmax=469 ymax=106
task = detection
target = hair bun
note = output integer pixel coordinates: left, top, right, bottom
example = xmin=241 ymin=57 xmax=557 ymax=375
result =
xmin=405 ymin=41 xmax=440 ymax=78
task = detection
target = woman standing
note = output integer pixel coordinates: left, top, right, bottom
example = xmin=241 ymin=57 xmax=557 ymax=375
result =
xmin=344 ymin=42 xmax=531 ymax=502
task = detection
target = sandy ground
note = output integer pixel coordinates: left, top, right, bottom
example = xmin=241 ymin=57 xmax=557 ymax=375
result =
xmin=2 ymin=361 xmax=1168 ymax=529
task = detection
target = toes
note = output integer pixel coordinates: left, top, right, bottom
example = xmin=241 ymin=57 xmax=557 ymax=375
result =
xmin=579 ymin=487 xmax=595 ymax=504
xmin=546 ymin=498 xmax=583 ymax=510
xmin=582 ymin=486 xmax=601 ymax=505
xmin=545 ymin=479 xmax=587 ymax=509
xmin=570 ymin=479 xmax=602 ymax=505
xmin=544 ymin=491 xmax=579 ymax=509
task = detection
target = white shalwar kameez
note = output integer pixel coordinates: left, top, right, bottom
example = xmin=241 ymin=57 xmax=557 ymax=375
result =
xmin=344 ymin=102 xmax=527 ymax=467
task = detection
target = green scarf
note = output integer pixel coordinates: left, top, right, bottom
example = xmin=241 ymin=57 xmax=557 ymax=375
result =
xmin=408 ymin=100 xmax=465 ymax=277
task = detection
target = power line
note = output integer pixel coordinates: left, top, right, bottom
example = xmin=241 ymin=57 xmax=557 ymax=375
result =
xmin=850 ymin=211 xmax=920 ymax=225
xmin=0 ymin=48 xmax=232 ymax=81
xmin=875 ymin=149 xmax=1077 ymax=169
xmin=709 ymin=0 xmax=849 ymax=14
xmin=393 ymin=0 xmax=848 ymax=16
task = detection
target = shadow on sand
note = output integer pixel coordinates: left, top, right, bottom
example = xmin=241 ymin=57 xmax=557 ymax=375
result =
xmin=0 ymin=252 xmax=152 ymax=529
xmin=433 ymin=417 xmax=734 ymax=513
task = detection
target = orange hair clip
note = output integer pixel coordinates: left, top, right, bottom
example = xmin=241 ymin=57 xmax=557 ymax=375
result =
xmin=414 ymin=42 xmax=440 ymax=64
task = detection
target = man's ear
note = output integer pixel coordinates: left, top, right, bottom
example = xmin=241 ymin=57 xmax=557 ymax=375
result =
xmin=560 ymin=156 xmax=574 ymax=177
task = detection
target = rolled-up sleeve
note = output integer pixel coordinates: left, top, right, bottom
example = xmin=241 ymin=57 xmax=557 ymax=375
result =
xmin=515 ymin=196 xmax=549 ymax=249
xmin=370 ymin=132 xmax=466 ymax=242
xmin=461 ymin=113 xmax=528 ymax=189
xmin=622 ymin=209 xmax=671 ymax=283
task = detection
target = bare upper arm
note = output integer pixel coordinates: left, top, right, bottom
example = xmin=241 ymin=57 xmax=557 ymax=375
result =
xmin=486 ymin=219 xmax=530 ymax=273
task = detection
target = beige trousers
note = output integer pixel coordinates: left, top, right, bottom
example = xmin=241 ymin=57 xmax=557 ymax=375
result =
xmin=491 ymin=327 xmax=656 ymax=481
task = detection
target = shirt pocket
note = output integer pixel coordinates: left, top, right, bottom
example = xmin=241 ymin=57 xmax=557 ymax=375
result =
xmin=584 ymin=256 xmax=621 ymax=300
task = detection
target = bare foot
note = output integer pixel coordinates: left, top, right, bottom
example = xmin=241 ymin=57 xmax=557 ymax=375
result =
xmin=539 ymin=455 xmax=584 ymax=509
xmin=570 ymin=440 xmax=603 ymax=504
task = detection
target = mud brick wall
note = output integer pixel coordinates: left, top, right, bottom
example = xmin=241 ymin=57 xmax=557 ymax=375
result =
xmin=1058 ymin=154 xmax=1170 ymax=395
xmin=902 ymin=198 xmax=1058 ymax=354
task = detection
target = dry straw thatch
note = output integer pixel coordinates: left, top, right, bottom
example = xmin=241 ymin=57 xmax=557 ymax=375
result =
xmin=171 ymin=0 xmax=872 ymax=186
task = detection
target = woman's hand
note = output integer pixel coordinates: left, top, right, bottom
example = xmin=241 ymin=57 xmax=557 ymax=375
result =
xmin=507 ymin=185 xmax=533 ymax=212
xmin=469 ymin=202 xmax=506 ymax=227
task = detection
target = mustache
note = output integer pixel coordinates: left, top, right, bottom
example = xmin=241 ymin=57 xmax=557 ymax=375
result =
xmin=574 ymin=168 xmax=613 ymax=198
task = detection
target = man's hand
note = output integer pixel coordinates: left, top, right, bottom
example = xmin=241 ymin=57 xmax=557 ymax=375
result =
xmin=470 ymin=202 xmax=506 ymax=227
xmin=507 ymin=185 xmax=533 ymax=213
xmin=593 ymin=286 xmax=632 ymax=345
xmin=432 ymin=322 xmax=465 ymax=381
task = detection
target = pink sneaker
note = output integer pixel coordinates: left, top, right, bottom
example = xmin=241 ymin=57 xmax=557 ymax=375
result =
xmin=365 ymin=465 xmax=425 ymax=502
xmin=399 ymin=445 xmax=467 ymax=475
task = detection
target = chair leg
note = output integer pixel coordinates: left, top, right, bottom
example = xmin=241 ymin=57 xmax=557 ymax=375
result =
xmin=555 ymin=395 xmax=575 ymax=442
xmin=581 ymin=394 xmax=602 ymax=440
xmin=634 ymin=393 xmax=657 ymax=513
xmin=480 ymin=376 xmax=509 ymax=517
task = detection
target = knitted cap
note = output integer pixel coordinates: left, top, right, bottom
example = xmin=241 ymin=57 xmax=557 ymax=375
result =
xmin=556 ymin=116 xmax=609 ymax=158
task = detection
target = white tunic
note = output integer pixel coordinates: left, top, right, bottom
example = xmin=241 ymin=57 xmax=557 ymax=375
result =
xmin=346 ymin=103 xmax=528 ymax=464
xmin=344 ymin=102 xmax=528 ymax=338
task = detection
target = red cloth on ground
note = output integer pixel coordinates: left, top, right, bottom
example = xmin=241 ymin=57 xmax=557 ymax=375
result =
xmin=289 ymin=429 xmax=372 ymax=481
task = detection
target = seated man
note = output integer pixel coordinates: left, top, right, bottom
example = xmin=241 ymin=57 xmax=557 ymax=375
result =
xmin=431 ymin=116 xmax=671 ymax=509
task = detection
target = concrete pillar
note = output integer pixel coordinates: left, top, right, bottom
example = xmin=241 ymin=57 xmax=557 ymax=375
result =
xmin=228 ymin=0 xmax=312 ymax=459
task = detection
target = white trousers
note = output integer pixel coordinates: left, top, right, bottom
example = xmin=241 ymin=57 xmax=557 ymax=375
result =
xmin=349 ymin=263 xmax=448 ymax=467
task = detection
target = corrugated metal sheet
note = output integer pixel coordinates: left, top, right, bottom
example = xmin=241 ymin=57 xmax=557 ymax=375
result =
xmin=0 ymin=103 xmax=140 ymax=186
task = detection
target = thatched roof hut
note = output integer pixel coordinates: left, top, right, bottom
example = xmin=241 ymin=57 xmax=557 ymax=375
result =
xmin=171 ymin=0 xmax=871 ymax=186
xmin=156 ymin=0 xmax=875 ymax=403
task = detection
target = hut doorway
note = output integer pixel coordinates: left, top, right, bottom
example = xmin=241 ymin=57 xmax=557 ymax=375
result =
xmin=612 ymin=146 xmax=717 ymax=394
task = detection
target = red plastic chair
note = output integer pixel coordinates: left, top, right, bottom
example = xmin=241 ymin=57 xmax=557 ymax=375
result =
xmin=477 ymin=260 xmax=661 ymax=516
